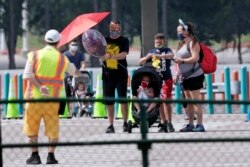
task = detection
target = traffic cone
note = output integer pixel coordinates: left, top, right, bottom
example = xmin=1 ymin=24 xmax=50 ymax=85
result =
xmin=93 ymin=74 xmax=107 ymax=118
xmin=6 ymin=77 xmax=19 ymax=119
xmin=116 ymin=97 xmax=135 ymax=123
xmin=116 ymin=103 xmax=122 ymax=119
xmin=59 ymin=102 xmax=71 ymax=118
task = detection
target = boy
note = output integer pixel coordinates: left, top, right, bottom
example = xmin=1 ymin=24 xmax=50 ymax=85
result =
xmin=139 ymin=33 xmax=174 ymax=133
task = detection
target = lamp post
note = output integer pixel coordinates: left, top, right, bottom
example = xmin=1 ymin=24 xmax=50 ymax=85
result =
xmin=21 ymin=0 xmax=29 ymax=56
xmin=140 ymin=0 xmax=158 ymax=56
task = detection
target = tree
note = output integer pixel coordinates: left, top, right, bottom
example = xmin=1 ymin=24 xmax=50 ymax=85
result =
xmin=212 ymin=0 xmax=250 ymax=64
xmin=2 ymin=0 xmax=23 ymax=69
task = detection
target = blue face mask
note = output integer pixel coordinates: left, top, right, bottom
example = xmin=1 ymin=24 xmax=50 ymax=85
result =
xmin=110 ymin=31 xmax=120 ymax=38
xmin=177 ymin=33 xmax=185 ymax=41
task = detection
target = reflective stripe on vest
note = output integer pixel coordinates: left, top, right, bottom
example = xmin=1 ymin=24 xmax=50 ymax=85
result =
xmin=26 ymin=49 xmax=67 ymax=98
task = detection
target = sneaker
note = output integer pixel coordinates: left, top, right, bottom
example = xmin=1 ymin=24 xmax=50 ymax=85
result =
xmin=123 ymin=122 xmax=128 ymax=132
xmin=167 ymin=123 xmax=175 ymax=132
xmin=179 ymin=124 xmax=194 ymax=132
xmin=26 ymin=154 xmax=41 ymax=165
xmin=46 ymin=154 xmax=58 ymax=164
xmin=192 ymin=124 xmax=205 ymax=132
xmin=80 ymin=109 xmax=86 ymax=117
xmin=158 ymin=122 xmax=168 ymax=133
xmin=105 ymin=125 xmax=115 ymax=133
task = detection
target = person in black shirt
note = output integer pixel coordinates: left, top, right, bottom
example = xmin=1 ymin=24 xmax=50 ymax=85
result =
xmin=101 ymin=20 xmax=129 ymax=133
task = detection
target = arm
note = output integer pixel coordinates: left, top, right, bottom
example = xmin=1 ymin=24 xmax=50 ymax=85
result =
xmin=139 ymin=54 xmax=152 ymax=65
xmin=108 ymin=51 xmax=128 ymax=60
xmin=156 ymin=52 xmax=174 ymax=59
xmin=80 ymin=61 xmax=86 ymax=70
xmin=80 ymin=52 xmax=86 ymax=70
xmin=23 ymin=60 xmax=49 ymax=96
xmin=66 ymin=63 xmax=78 ymax=76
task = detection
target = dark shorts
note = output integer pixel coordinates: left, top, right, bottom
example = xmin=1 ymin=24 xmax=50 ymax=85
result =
xmin=182 ymin=74 xmax=204 ymax=91
xmin=103 ymin=71 xmax=128 ymax=105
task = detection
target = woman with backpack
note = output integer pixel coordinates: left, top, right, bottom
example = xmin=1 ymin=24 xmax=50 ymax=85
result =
xmin=173 ymin=19 xmax=205 ymax=132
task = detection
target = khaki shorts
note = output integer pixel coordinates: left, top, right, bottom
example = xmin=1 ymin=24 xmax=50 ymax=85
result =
xmin=23 ymin=102 xmax=60 ymax=139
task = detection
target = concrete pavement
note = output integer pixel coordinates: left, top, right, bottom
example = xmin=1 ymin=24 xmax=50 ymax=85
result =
xmin=1 ymin=114 xmax=250 ymax=167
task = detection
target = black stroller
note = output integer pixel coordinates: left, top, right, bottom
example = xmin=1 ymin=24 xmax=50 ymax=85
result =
xmin=127 ymin=66 xmax=162 ymax=133
xmin=67 ymin=71 xmax=94 ymax=117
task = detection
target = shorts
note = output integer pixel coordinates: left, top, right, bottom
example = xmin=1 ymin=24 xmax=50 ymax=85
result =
xmin=23 ymin=102 xmax=60 ymax=139
xmin=182 ymin=74 xmax=204 ymax=91
xmin=161 ymin=79 xmax=173 ymax=99
xmin=103 ymin=71 xmax=128 ymax=105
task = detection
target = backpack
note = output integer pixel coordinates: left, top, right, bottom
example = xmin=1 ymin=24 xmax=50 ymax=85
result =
xmin=187 ymin=42 xmax=217 ymax=74
xmin=199 ymin=43 xmax=217 ymax=74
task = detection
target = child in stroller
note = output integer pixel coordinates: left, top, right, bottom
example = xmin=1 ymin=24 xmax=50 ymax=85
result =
xmin=127 ymin=66 xmax=162 ymax=133
xmin=133 ymin=75 xmax=157 ymax=114
xmin=71 ymin=71 xmax=93 ymax=117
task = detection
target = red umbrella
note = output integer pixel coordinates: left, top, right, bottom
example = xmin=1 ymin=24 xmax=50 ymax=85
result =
xmin=57 ymin=12 xmax=110 ymax=48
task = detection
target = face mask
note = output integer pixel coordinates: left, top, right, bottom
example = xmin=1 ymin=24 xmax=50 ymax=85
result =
xmin=110 ymin=31 xmax=120 ymax=38
xmin=70 ymin=45 xmax=78 ymax=52
xmin=177 ymin=33 xmax=185 ymax=41
xmin=141 ymin=81 xmax=149 ymax=89
xmin=154 ymin=44 xmax=164 ymax=49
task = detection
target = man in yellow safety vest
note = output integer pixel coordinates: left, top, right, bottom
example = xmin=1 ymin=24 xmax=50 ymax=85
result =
xmin=23 ymin=29 xmax=77 ymax=165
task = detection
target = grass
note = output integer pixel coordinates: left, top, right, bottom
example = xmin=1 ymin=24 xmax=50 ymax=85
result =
xmin=16 ymin=33 xmax=250 ymax=51
xmin=16 ymin=33 xmax=44 ymax=50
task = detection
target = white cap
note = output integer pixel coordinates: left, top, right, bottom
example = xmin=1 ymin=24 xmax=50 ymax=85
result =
xmin=44 ymin=29 xmax=61 ymax=43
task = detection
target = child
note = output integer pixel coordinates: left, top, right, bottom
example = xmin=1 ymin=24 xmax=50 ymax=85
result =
xmin=73 ymin=82 xmax=93 ymax=117
xmin=133 ymin=75 xmax=157 ymax=114
xmin=139 ymin=33 xmax=175 ymax=133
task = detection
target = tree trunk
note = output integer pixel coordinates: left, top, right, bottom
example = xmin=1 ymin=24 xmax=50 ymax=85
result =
xmin=237 ymin=33 xmax=242 ymax=64
xmin=111 ymin=0 xmax=117 ymax=19
xmin=162 ymin=0 xmax=168 ymax=46
xmin=88 ymin=0 xmax=101 ymax=67
xmin=7 ymin=0 xmax=16 ymax=69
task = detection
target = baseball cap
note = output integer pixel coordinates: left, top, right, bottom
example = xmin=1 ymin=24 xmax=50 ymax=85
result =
xmin=44 ymin=29 xmax=61 ymax=43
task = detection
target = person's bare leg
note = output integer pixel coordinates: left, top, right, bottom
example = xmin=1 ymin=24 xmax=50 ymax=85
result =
xmin=48 ymin=138 xmax=58 ymax=153
xmin=158 ymin=103 xmax=168 ymax=132
xmin=164 ymin=103 xmax=172 ymax=123
xmin=106 ymin=104 xmax=115 ymax=125
xmin=121 ymin=103 xmax=128 ymax=122
xmin=27 ymin=136 xmax=38 ymax=153
xmin=159 ymin=103 xmax=166 ymax=123
xmin=185 ymin=90 xmax=195 ymax=125
xmin=190 ymin=89 xmax=203 ymax=125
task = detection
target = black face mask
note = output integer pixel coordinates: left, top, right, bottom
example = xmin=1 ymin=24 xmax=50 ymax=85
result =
xmin=177 ymin=33 xmax=185 ymax=41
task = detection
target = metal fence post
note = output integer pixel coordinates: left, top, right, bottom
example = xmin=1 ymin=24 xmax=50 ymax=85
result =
xmin=240 ymin=66 xmax=248 ymax=113
xmin=174 ymin=83 xmax=182 ymax=114
xmin=18 ymin=74 xmax=24 ymax=116
xmin=224 ymin=67 xmax=232 ymax=114
xmin=138 ymin=104 xmax=150 ymax=167
xmin=205 ymin=74 xmax=214 ymax=114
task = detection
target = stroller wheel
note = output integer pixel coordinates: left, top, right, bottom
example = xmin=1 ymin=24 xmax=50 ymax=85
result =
xmin=80 ymin=109 xmax=86 ymax=117
xmin=127 ymin=120 xmax=133 ymax=133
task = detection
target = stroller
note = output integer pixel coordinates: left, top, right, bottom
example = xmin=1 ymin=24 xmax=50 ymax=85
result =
xmin=67 ymin=71 xmax=94 ymax=117
xmin=127 ymin=66 xmax=162 ymax=133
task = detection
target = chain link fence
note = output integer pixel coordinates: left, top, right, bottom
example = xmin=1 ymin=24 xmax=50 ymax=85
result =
xmin=1 ymin=98 xmax=250 ymax=167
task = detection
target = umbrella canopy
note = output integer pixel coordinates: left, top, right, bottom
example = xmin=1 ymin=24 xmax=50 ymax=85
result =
xmin=57 ymin=12 xmax=110 ymax=48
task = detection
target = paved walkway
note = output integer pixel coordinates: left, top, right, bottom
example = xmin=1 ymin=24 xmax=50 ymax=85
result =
xmin=1 ymin=114 xmax=250 ymax=167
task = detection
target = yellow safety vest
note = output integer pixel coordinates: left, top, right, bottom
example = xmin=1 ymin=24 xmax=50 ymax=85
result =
xmin=25 ymin=46 xmax=69 ymax=99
